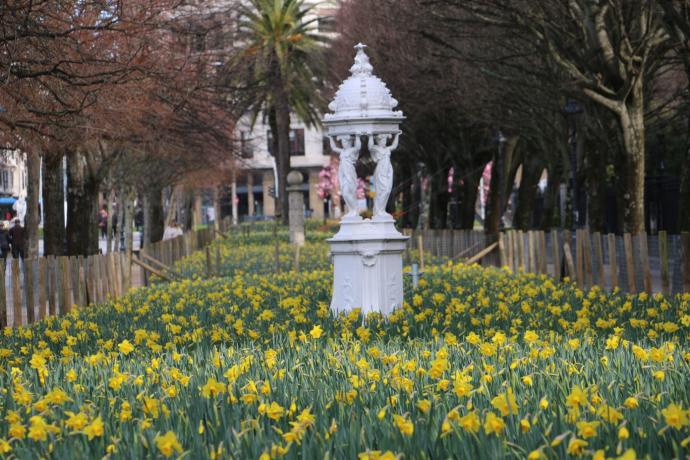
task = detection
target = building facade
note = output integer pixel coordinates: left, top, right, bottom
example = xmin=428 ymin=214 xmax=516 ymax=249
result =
xmin=172 ymin=0 xmax=340 ymax=222
xmin=233 ymin=1 xmax=339 ymax=222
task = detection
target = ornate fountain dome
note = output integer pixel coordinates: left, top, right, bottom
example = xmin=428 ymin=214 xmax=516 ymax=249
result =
xmin=323 ymin=43 xmax=404 ymax=137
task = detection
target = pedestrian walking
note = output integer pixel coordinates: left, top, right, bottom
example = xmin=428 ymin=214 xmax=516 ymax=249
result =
xmin=8 ymin=218 xmax=25 ymax=259
xmin=0 ymin=222 xmax=10 ymax=259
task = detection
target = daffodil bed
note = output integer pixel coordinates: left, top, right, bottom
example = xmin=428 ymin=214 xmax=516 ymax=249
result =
xmin=1 ymin=243 xmax=689 ymax=458
xmin=173 ymin=226 xmax=436 ymax=278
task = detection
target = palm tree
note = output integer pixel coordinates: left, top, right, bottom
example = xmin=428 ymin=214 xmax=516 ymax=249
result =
xmin=236 ymin=0 xmax=327 ymax=224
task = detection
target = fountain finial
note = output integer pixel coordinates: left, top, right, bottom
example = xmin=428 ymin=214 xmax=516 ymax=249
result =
xmin=350 ymin=43 xmax=373 ymax=76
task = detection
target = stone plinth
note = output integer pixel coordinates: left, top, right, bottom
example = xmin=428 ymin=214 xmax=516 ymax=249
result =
xmin=287 ymin=171 xmax=305 ymax=246
xmin=328 ymin=216 xmax=408 ymax=316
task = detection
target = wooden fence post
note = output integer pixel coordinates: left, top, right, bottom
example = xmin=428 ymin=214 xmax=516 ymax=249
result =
xmin=681 ymin=232 xmax=690 ymax=293
xmin=85 ymin=256 xmax=94 ymax=305
xmin=102 ymin=255 xmax=112 ymax=298
xmin=575 ymin=230 xmax=584 ymax=288
xmin=78 ymin=256 xmax=87 ymax=305
xmin=623 ymin=233 xmax=636 ymax=293
xmin=70 ymin=257 xmax=81 ymax=307
xmin=109 ymin=253 xmax=119 ymax=297
xmin=0 ymin=263 xmax=6 ymax=327
xmin=562 ymin=230 xmax=574 ymax=280
xmin=551 ymin=230 xmax=561 ymax=280
xmin=582 ymin=230 xmax=592 ymax=288
xmin=48 ymin=256 xmax=58 ymax=316
xmin=638 ymin=232 xmax=652 ymax=293
xmin=658 ymin=230 xmax=669 ymax=296
xmin=93 ymin=255 xmax=102 ymax=304
xmin=25 ymin=259 xmax=35 ymax=324
xmin=206 ymin=247 xmax=212 ymax=278
xmin=592 ymin=232 xmax=604 ymax=286
xmin=607 ymin=234 xmax=618 ymax=290
xmin=537 ymin=230 xmax=549 ymax=275
xmin=498 ymin=233 xmax=506 ymax=267
xmin=62 ymin=257 xmax=72 ymax=314
xmin=513 ymin=230 xmax=520 ymax=272
xmin=114 ymin=253 xmax=122 ymax=297
xmin=517 ymin=230 xmax=525 ymax=272
xmin=448 ymin=229 xmax=455 ymax=259
xmin=215 ymin=244 xmax=221 ymax=277
xmin=505 ymin=231 xmax=514 ymax=272
xmin=418 ymin=234 xmax=425 ymax=270
xmin=527 ymin=231 xmax=536 ymax=273
xmin=38 ymin=258 xmax=47 ymax=320
xmin=12 ymin=258 xmax=22 ymax=326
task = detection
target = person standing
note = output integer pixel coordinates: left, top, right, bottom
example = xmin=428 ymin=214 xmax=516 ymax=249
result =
xmin=0 ymin=222 xmax=10 ymax=259
xmin=8 ymin=218 xmax=25 ymax=259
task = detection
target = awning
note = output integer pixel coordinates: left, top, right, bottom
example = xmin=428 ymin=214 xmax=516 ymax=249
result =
xmin=0 ymin=197 xmax=16 ymax=205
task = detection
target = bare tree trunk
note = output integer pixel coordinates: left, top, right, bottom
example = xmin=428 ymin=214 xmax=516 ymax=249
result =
xmin=680 ymin=119 xmax=690 ymax=232
xmin=25 ymin=151 xmax=41 ymax=259
xmin=66 ymin=154 xmax=100 ymax=256
xmin=42 ymin=153 xmax=65 ymax=256
xmin=144 ymin=184 xmax=164 ymax=244
xmin=398 ymin=161 xmax=413 ymax=228
xmin=418 ymin=171 xmax=430 ymax=230
xmin=115 ymin=189 xmax=124 ymax=252
xmin=584 ymin=141 xmax=607 ymax=233
xmin=459 ymin=167 xmax=482 ymax=230
xmin=677 ymin=57 xmax=690 ymax=232
xmin=619 ymin=97 xmax=646 ymax=234
xmin=213 ymin=185 xmax=222 ymax=232
xmin=106 ymin=186 xmax=114 ymax=253
xmin=164 ymin=187 xmax=177 ymax=227
xmin=540 ymin=169 xmax=561 ymax=230
xmin=485 ymin=159 xmax=502 ymax=237
xmin=514 ymin=157 xmax=541 ymax=230
xmin=123 ymin=187 xmax=135 ymax=289
xmin=449 ymin=165 xmax=461 ymax=229
xmin=485 ymin=140 xmax=515 ymax=237
xmin=429 ymin=169 xmax=450 ymax=229
xmin=183 ymin=188 xmax=194 ymax=231
xmin=274 ymin=87 xmax=291 ymax=226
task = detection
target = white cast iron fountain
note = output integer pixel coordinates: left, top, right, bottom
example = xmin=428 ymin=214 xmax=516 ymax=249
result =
xmin=323 ymin=43 xmax=408 ymax=316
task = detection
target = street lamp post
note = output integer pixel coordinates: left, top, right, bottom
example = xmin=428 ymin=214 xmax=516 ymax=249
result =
xmin=563 ymin=100 xmax=582 ymax=229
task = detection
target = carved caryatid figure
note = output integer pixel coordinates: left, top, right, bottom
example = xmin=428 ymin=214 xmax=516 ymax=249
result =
xmin=329 ymin=135 xmax=362 ymax=218
xmin=369 ymin=132 xmax=400 ymax=218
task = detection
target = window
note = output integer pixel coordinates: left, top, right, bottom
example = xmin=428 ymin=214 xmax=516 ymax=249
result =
xmin=323 ymin=137 xmax=333 ymax=156
xmin=240 ymin=131 xmax=253 ymax=158
xmin=289 ymin=129 xmax=305 ymax=156
xmin=317 ymin=15 xmax=336 ymax=34
xmin=1 ymin=170 xmax=9 ymax=191
xmin=194 ymin=32 xmax=206 ymax=52
xmin=267 ymin=129 xmax=305 ymax=156
xmin=208 ymin=25 xmax=231 ymax=50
